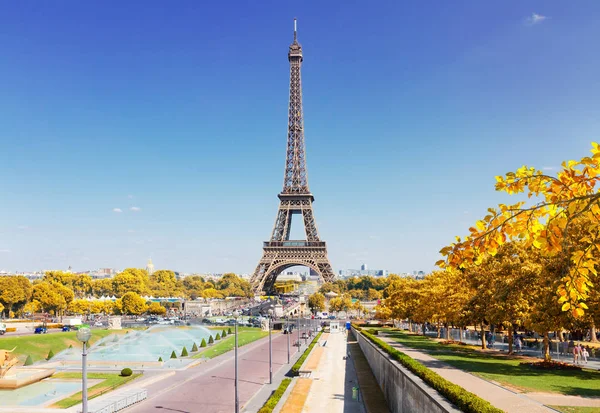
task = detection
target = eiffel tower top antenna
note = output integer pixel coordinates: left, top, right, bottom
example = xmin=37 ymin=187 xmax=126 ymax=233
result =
xmin=293 ymin=18 xmax=297 ymax=43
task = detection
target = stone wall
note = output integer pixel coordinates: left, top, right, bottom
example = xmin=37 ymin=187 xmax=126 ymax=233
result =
xmin=352 ymin=328 xmax=461 ymax=413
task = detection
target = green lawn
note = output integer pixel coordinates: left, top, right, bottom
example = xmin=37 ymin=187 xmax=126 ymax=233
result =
xmin=193 ymin=327 xmax=268 ymax=359
xmin=50 ymin=372 xmax=140 ymax=408
xmin=0 ymin=330 xmax=124 ymax=364
xmin=381 ymin=329 xmax=600 ymax=397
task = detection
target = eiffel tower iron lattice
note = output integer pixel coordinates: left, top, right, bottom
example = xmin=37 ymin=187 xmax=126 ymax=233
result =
xmin=250 ymin=20 xmax=335 ymax=294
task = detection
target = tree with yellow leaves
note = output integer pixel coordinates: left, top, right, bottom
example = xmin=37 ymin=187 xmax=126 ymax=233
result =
xmin=439 ymin=142 xmax=600 ymax=319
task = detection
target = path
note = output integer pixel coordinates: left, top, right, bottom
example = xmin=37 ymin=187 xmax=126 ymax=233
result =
xmin=378 ymin=333 xmax=555 ymax=413
xmin=124 ymin=332 xmax=298 ymax=413
xmin=279 ymin=331 xmax=366 ymax=413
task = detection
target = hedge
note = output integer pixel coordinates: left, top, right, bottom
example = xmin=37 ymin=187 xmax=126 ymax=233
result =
xmin=201 ymin=338 xmax=207 ymax=348
xmin=192 ymin=343 xmax=198 ymax=352
xmin=258 ymin=378 xmax=292 ymax=413
xmin=354 ymin=326 xmax=503 ymax=413
xmin=181 ymin=346 xmax=189 ymax=357
xmin=291 ymin=332 xmax=322 ymax=375
xmin=121 ymin=368 xmax=133 ymax=377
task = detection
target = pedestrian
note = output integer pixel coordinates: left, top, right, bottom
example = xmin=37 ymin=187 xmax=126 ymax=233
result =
xmin=515 ymin=336 xmax=522 ymax=353
xmin=582 ymin=346 xmax=589 ymax=364
xmin=573 ymin=343 xmax=580 ymax=364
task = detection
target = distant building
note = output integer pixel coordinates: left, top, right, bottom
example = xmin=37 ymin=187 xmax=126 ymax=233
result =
xmin=338 ymin=267 xmax=388 ymax=278
xmin=146 ymin=258 xmax=155 ymax=275
xmin=360 ymin=263 xmax=368 ymax=271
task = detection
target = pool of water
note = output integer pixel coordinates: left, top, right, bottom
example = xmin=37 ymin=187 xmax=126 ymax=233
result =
xmin=54 ymin=325 xmax=213 ymax=364
xmin=0 ymin=380 xmax=80 ymax=406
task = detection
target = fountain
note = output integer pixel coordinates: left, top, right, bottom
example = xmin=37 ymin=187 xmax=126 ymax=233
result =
xmin=0 ymin=347 xmax=55 ymax=389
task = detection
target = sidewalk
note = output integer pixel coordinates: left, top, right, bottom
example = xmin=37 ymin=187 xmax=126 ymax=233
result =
xmin=378 ymin=333 xmax=556 ymax=413
xmin=279 ymin=331 xmax=367 ymax=413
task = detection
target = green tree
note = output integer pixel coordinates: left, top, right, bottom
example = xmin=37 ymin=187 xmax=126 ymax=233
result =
xmin=308 ymin=292 xmax=325 ymax=313
xmin=181 ymin=346 xmax=188 ymax=357
xmin=215 ymin=333 xmax=221 ymax=341
xmin=170 ymin=351 xmax=177 ymax=359
xmin=222 ymin=329 xmax=227 ymax=337
xmin=201 ymin=338 xmax=207 ymax=347
xmin=208 ymin=335 xmax=214 ymax=344
xmin=192 ymin=343 xmax=198 ymax=352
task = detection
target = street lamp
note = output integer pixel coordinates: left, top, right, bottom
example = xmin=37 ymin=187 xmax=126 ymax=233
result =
xmin=267 ymin=308 xmax=273 ymax=384
xmin=285 ymin=315 xmax=290 ymax=364
xmin=76 ymin=327 xmax=92 ymax=413
xmin=232 ymin=310 xmax=240 ymax=413
xmin=297 ymin=313 xmax=301 ymax=349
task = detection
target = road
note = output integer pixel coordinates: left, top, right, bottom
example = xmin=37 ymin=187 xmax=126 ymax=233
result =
xmin=126 ymin=332 xmax=298 ymax=413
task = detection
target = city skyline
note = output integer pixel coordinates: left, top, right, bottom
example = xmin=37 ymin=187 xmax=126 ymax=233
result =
xmin=1 ymin=2 xmax=599 ymax=274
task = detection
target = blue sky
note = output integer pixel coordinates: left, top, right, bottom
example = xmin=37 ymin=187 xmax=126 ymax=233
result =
xmin=1 ymin=1 xmax=599 ymax=274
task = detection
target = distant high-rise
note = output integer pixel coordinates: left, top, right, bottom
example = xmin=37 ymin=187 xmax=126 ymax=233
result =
xmin=146 ymin=258 xmax=155 ymax=275
xmin=360 ymin=263 xmax=368 ymax=271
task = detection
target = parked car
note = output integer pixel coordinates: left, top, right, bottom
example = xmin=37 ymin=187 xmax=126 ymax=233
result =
xmin=201 ymin=318 xmax=212 ymax=325
xmin=0 ymin=323 xmax=6 ymax=335
xmin=227 ymin=319 xmax=237 ymax=326
xmin=329 ymin=315 xmax=336 ymax=320
xmin=94 ymin=321 xmax=103 ymax=327
xmin=62 ymin=325 xmax=71 ymax=332
xmin=35 ymin=326 xmax=48 ymax=334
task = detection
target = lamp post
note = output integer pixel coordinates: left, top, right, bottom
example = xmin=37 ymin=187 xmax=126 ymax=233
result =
xmin=267 ymin=308 xmax=273 ymax=384
xmin=297 ymin=313 xmax=301 ymax=349
xmin=76 ymin=326 xmax=92 ymax=413
xmin=285 ymin=315 xmax=290 ymax=364
xmin=233 ymin=310 xmax=240 ymax=413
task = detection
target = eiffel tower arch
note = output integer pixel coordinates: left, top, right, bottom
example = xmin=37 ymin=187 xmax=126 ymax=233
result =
xmin=251 ymin=20 xmax=335 ymax=295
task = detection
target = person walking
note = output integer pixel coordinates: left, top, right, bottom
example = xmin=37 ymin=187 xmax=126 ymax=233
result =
xmin=573 ymin=343 xmax=580 ymax=364
xmin=582 ymin=346 xmax=589 ymax=364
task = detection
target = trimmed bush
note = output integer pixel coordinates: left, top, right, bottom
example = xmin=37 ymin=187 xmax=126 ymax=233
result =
xmin=228 ymin=327 xmax=233 ymax=335
xmin=158 ymin=357 xmax=163 ymax=362
xmin=181 ymin=346 xmax=189 ymax=357
xmin=170 ymin=351 xmax=177 ymax=359
xmin=208 ymin=335 xmax=214 ymax=344
xmin=120 ymin=368 xmax=133 ymax=377
xmin=201 ymin=338 xmax=207 ymax=348
xmin=192 ymin=343 xmax=198 ymax=352
xmin=24 ymin=355 xmax=33 ymax=366
xmin=69 ymin=344 xmax=73 ymax=349
xmin=358 ymin=328 xmax=503 ymax=413
xmin=47 ymin=349 xmax=55 ymax=360
xmin=215 ymin=333 xmax=221 ymax=341
xmin=222 ymin=330 xmax=227 ymax=337
xmin=258 ymin=378 xmax=292 ymax=413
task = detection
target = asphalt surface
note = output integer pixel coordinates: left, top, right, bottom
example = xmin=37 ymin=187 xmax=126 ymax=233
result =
xmin=125 ymin=332 xmax=298 ymax=413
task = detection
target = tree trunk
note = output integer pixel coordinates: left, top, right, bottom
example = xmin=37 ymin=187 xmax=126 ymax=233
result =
xmin=481 ymin=323 xmax=487 ymax=349
xmin=591 ymin=324 xmax=599 ymax=343
xmin=543 ymin=331 xmax=551 ymax=361
xmin=437 ymin=322 xmax=441 ymax=338
xmin=559 ymin=330 xmax=565 ymax=342
xmin=508 ymin=325 xmax=514 ymax=355
xmin=459 ymin=327 xmax=464 ymax=343
xmin=445 ymin=323 xmax=450 ymax=340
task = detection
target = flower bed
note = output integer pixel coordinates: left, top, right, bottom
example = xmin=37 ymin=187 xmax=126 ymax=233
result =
xmin=519 ymin=360 xmax=582 ymax=371
xmin=439 ymin=340 xmax=468 ymax=346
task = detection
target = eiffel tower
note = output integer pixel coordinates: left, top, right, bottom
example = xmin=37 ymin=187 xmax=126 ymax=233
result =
xmin=251 ymin=20 xmax=335 ymax=294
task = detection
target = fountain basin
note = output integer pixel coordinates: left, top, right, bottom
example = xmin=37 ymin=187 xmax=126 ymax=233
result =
xmin=0 ymin=367 xmax=56 ymax=389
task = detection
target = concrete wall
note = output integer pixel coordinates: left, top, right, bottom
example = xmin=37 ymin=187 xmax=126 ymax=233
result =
xmin=353 ymin=328 xmax=461 ymax=413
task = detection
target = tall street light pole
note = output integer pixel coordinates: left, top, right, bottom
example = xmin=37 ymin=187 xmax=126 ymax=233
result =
xmin=286 ymin=315 xmax=290 ymax=364
xmin=268 ymin=308 xmax=273 ymax=384
xmin=76 ymin=326 xmax=92 ymax=413
xmin=297 ymin=313 xmax=301 ymax=349
xmin=233 ymin=310 xmax=240 ymax=413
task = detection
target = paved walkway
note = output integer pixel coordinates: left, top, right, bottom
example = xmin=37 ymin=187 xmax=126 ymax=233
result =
xmin=282 ymin=331 xmax=366 ymax=413
xmin=124 ymin=332 xmax=298 ymax=413
xmin=379 ymin=333 xmax=579 ymax=413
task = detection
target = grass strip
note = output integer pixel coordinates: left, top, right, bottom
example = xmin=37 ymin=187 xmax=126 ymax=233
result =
xmin=257 ymin=331 xmax=324 ymax=412
xmin=50 ymin=372 xmax=140 ymax=408
xmin=291 ymin=331 xmax=323 ymax=375
xmin=258 ymin=378 xmax=292 ymax=413
xmin=193 ymin=327 xmax=268 ymax=359
xmin=354 ymin=325 xmax=503 ymax=413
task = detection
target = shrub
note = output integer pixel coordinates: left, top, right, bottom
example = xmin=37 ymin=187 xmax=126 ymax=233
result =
xmin=215 ymin=333 xmax=221 ymax=341
xmin=192 ymin=343 xmax=198 ymax=352
xmin=24 ymin=355 xmax=33 ymax=366
xmin=222 ymin=330 xmax=227 ymax=337
xmin=258 ymin=378 xmax=292 ymax=413
xmin=120 ymin=368 xmax=133 ymax=377
xmin=358 ymin=329 xmax=503 ymax=413
xmin=201 ymin=338 xmax=207 ymax=348
xmin=208 ymin=335 xmax=214 ymax=344
xmin=228 ymin=327 xmax=233 ymax=334
xmin=69 ymin=344 xmax=73 ymax=349
xmin=47 ymin=349 xmax=55 ymax=360
xmin=158 ymin=357 xmax=163 ymax=362
xmin=181 ymin=346 xmax=189 ymax=357
xmin=170 ymin=351 xmax=177 ymax=359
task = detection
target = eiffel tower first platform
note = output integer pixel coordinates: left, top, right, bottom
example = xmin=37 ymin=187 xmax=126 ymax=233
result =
xmin=250 ymin=20 xmax=335 ymax=294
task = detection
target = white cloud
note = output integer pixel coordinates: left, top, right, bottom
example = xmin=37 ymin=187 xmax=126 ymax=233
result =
xmin=527 ymin=13 xmax=548 ymax=25
xmin=113 ymin=208 xmax=123 ymax=213
xmin=130 ymin=207 xmax=141 ymax=212
xmin=0 ymin=249 xmax=10 ymax=253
